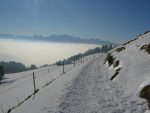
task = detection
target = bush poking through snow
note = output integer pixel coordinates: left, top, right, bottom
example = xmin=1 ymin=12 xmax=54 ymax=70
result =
xmin=122 ymin=41 xmax=131 ymax=46
xmin=115 ymin=47 xmax=125 ymax=52
xmin=104 ymin=53 xmax=115 ymax=66
xmin=144 ymin=31 xmax=150 ymax=35
xmin=146 ymin=44 xmax=150 ymax=54
xmin=122 ymin=38 xmax=138 ymax=46
xmin=140 ymin=44 xmax=150 ymax=54
xmin=123 ymin=31 xmax=150 ymax=46
xmin=140 ymin=45 xmax=147 ymax=50
xmin=140 ymin=85 xmax=150 ymax=109
xmin=110 ymin=68 xmax=121 ymax=80
xmin=113 ymin=60 xmax=119 ymax=67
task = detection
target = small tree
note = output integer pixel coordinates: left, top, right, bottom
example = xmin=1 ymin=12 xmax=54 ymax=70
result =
xmin=30 ymin=64 xmax=37 ymax=70
xmin=0 ymin=65 xmax=4 ymax=80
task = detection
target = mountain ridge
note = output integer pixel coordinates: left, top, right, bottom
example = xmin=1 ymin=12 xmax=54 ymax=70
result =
xmin=0 ymin=33 xmax=116 ymax=45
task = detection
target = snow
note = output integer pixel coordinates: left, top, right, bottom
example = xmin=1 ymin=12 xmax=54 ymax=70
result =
xmin=55 ymin=58 xmax=135 ymax=113
xmin=0 ymin=63 xmax=76 ymax=113
xmin=0 ymin=53 xmax=147 ymax=113
xmin=0 ymin=54 xmax=97 ymax=113
xmin=145 ymin=110 xmax=150 ymax=113
xmin=11 ymin=62 xmax=85 ymax=113
xmin=1 ymin=31 xmax=150 ymax=113
xmin=105 ymin=32 xmax=150 ymax=98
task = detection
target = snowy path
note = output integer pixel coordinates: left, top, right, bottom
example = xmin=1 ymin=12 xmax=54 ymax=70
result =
xmin=9 ymin=55 xmax=148 ymax=113
xmin=55 ymin=58 xmax=146 ymax=113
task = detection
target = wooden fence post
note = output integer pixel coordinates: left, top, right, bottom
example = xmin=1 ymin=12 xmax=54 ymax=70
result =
xmin=48 ymin=68 xmax=52 ymax=80
xmin=83 ymin=57 xmax=84 ymax=63
xmin=74 ymin=59 xmax=75 ymax=67
xmin=33 ymin=72 xmax=36 ymax=93
xmin=63 ymin=61 xmax=65 ymax=74
xmin=81 ymin=57 xmax=82 ymax=63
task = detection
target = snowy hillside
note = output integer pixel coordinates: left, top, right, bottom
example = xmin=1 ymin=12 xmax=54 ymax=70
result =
xmin=104 ymin=31 xmax=150 ymax=110
xmin=0 ymin=54 xmax=98 ymax=113
xmin=1 ymin=31 xmax=150 ymax=113
xmin=0 ymin=63 xmax=75 ymax=113
xmin=6 ymin=54 xmax=147 ymax=113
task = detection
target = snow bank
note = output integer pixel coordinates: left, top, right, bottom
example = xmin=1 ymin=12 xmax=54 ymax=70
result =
xmin=105 ymin=31 xmax=150 ymax=96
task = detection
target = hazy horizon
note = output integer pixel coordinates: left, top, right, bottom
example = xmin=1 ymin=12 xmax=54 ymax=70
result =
xmin=0 ymin=38 xmax=99 ymax=66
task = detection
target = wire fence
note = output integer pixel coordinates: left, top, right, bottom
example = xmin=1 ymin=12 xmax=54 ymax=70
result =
xmin=0 ymin=53 xmax=101 ymax=113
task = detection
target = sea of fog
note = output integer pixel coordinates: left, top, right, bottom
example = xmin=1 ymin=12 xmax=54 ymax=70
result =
xmin=0 ymin=39 xmax=99 ymax=66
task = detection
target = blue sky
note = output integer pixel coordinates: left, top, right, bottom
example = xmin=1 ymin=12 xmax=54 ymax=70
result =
xmin=0 ymin=0 xmax=150 ymax=42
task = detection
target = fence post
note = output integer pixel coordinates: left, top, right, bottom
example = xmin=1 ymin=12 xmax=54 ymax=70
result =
xmin=81 ymin=57 xmax=82 ymax=63
xmin=63 ymin=61 xmax=65 ymax=74
xmin=83 ymin=56 xmax=84 ymax=63
xmin=74 ymin=59 xmax=75 ymax=67
xmin=48 ymin=68 xmax=52 ymax=80
xmin=33 ymin=72 xmax=36 ymax=93
xmin=83 ymin=54 xmax=85 ymax=63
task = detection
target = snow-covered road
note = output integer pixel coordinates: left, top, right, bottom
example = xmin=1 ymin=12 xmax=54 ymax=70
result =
xmin=55 ymin=58 xmax=147 ymax=113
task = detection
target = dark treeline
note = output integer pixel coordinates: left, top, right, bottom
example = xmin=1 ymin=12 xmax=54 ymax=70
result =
xmin=84 ymin=45 xmax=114 ymax=56
xmin=0 ymin=61 xmax=37 ymax=74
xmin=0 ymin=65 xmax=4 ymax=80
xmin=56 ymin=45 xmax=114 ymax=65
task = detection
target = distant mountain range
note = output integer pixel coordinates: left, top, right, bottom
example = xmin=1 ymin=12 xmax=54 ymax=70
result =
xmin=0 ymin=34 xmax=116 ymax=45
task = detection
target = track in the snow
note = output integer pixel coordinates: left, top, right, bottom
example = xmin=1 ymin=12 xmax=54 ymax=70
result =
xmin=55 ymin=58 xmax=146 ymax=113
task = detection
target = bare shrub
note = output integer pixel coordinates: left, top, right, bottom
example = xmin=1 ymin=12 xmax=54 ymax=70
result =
xmin=104 ymin=53 xmax=115 ymax=66
xmin=110 ymin=68 xmax=121 ymax=80
xmin=140 ymin=85 xmax=150 ymax=109
xmin=113 ymin=60 xmax=119 ymax=67
xmin=143 ymin=31 xmax=150 ymax=35
xmin=146 ymin=44 xmax=150 ymax=54
xmin=115 ymin=47 xmax=125 ymax=52
xmin=140 ymin=44 xmax=150 ymax=54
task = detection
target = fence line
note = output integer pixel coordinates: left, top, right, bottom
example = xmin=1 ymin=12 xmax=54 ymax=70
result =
xmin=0 ymin=54 xmax=101 ymax=113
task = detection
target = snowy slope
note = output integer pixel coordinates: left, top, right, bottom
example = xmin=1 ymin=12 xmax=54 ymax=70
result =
xmin=0 ymin=54 xmax=97 ymax=113
xmin=0 ymin=64 xmax=74 ymax=113
xmin=11 ymin=54 xmax=148 ymax=113
xmin=1 ymin=32 xmax=150 ymax=113
xmin=105 ymin=31 xmax=150 ymax=97
xmin=11 ymin=61 xmax=86 ymax=113
xmin=0 ymin=51 xmax=149 ymax=113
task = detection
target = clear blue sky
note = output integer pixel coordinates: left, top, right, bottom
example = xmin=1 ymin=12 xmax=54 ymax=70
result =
xmin=0 ymin=0 xmax=150 ymax=42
